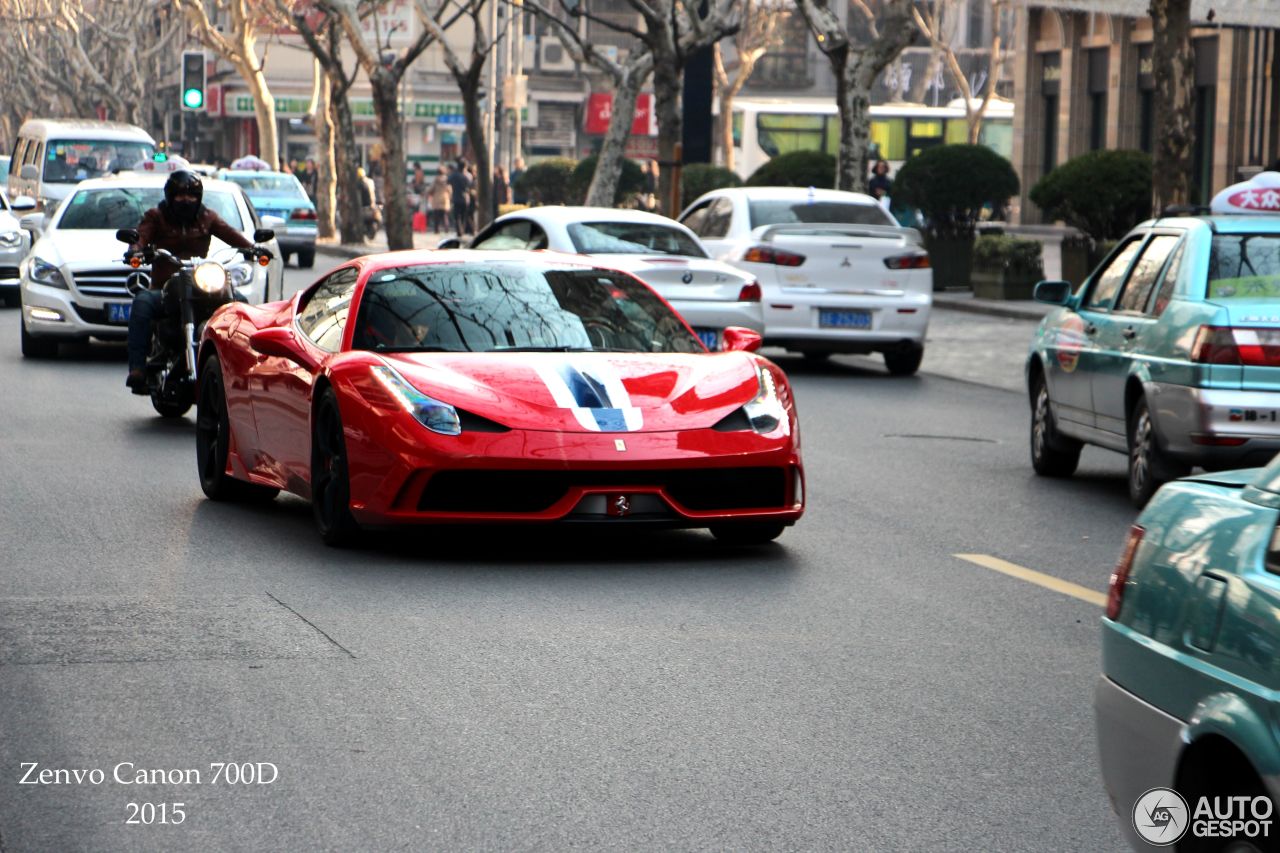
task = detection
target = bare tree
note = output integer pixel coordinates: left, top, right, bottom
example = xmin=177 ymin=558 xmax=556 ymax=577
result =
xmin=174 ymin=0 xmax=282 ymax=169
xmin=712 ymin=0 xmax=785 ymax=172
xmin=311 ymin=58 xmax=338 ymax=239
xmin=794 ymin=0 xmax=916 ymax=192
xmin=1149 ymin=0 xmax=1193 ymax=212
xmin=911 ymin=0 xmax=1009 ymax=144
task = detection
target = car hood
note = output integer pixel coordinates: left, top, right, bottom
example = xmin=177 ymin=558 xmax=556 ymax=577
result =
xmin=34 ymin=229 xmax=247 ymax=269
xmin=377 ymin=350 xmax=762 ymax=433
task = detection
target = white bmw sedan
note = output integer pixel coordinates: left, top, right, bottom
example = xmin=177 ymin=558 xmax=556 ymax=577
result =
xmin=18 ymin=173 xmax=284 ymax=358
xmin=679 ymin=187 xmax=932 ymax=375
xmin=459 ymin=206 xmax=763 ymax=351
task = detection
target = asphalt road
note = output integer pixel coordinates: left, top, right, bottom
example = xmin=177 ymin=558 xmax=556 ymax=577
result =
xmin=0 ymin=262 xmax=1132 ymax=851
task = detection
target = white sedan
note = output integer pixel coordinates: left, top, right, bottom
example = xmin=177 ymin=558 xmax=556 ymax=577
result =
xmin=679 ymin=187 xmax=932 ymax=376
xmin=18 ymin=172 xmax=284 ymax=358
xmin=0 ymin=189 xmax=35 ymax=307
xmin=456 ymin=206 xmax=763 ymax=351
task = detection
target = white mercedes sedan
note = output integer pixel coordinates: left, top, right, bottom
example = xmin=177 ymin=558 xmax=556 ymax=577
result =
xmin=450 ymin=206 xmax=763 ymax=352
xmin=679 ymin=187 xmax=932 ymax=376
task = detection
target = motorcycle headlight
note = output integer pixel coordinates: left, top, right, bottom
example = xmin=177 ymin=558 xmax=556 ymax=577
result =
xmin=0 ymin=230 xmax=21 ymax=249
xmin=25 ymin=256 xmax=66 ymax=289
xmin=371 ymin=365 xmax=461 ymax=436
xmin=742 ymin=364 xmax=786 ymax=434
xmin=193 ymin=261 xmax=227 ymax=293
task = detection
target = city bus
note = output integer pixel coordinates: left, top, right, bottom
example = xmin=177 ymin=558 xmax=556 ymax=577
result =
xmin=729 ymin=96 xmax=1015 ymax=179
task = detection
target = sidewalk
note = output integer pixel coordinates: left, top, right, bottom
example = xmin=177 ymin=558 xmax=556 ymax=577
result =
xmin=315 ymin=230 xmax=450 ymax=260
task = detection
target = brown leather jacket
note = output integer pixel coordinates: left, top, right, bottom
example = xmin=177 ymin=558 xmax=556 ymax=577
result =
xmin=130 ymin=204 xmax=251 ymax=289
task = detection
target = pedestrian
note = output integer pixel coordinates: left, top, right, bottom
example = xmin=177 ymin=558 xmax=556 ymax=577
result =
xmin=464 ymin=164 xmax=478 ymax=234
xmin=448 ymin=160 xmax=471 ymax=236
xmin=493 ymin=165 xmax=509 ymax=218
xmin=510 ymin=157 xmax=527 ymax=205
xmin=869 ymin=159 xmax=893 ymax=198
xmin=411 ymin=162 xmax=427 ymax=219
xmin=429 ymin=166 xmax=452 ymax=233
xmin=300 ymin=158 xmax=318 ymax=199
xmin=641 ymin=160 xmax=659 ymax=212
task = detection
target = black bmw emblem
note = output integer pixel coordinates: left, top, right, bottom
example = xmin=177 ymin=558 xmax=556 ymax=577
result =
xmin=681 ymin=272 xmax=694 ymax=284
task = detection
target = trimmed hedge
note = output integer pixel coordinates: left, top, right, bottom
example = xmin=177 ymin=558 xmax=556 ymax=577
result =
xmin=568 ymin=155 xmax=646 ymax=206
xmin=1029 ymin=149 xmax=1153 ymax=243
xmin=746 ymin=150 xmax=835 ymax=189
xmin=973 ymin=234 xmax=1044 ymax=274
xmin=515 ymin=157 xmax=576 ymax=206
xmin=891 ymin=144 xmax=1020 ymax=240
xmin=682 ymin=164 xmax=742 ymax=203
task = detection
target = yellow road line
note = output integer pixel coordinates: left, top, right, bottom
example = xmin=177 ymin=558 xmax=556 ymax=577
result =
xmin=954 ymin=553 xmax=1106 ymax=608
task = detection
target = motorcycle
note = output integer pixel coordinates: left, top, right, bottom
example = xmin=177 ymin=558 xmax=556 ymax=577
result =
xmin=114 ymin=226 xmax=275 ymax=418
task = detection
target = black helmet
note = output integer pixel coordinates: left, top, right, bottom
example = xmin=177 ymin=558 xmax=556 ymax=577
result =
xmin=164 ymin=169 xmax=203 ymax=205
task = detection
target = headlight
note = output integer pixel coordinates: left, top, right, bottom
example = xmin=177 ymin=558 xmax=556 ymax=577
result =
xmin=371 ymin=365 xmax=461 ymax=436
xmin=26 ymin=257 xmax=65 ymax=289
xmin=193 ymin=261 xmax=227 ymax=293
xmin=742 ymin=364 xmax=786 ymax=434
xmin=0 ymin=230 xmax=21 ymax=249
xmin=227 ymin=262 xmax=253 ymax=289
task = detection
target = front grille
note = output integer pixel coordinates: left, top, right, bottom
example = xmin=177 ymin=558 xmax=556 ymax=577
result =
xmin=419 ymin=467 xmax=788 ymax=514
xmin=72 ymin=267 xmax=142 ymax=298
xmin=0 ymin=266 xmax=19 ymax=281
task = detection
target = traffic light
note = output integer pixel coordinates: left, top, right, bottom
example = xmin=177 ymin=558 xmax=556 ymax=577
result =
xmin=181 ymin=51 xmax=206 ymax=111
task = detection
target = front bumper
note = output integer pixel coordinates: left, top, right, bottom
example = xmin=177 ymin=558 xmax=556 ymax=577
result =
xmin=20 ymin=279 xmax=130 ymax=340
xmin=762 ymin=289 xmax=931 ymax=352
xmin=1094 ymin=675 xmax=1185 ymax=850
xmin=1150 ymin=382 xmax=1280 ymax=466
xmin=0 ymin=240 xmax=24 ymax=293
xmin=278 ymin=228 xmax=317 ymax=253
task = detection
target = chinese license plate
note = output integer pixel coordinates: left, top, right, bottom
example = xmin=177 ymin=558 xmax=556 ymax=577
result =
xmin=695 ymin=328 xmax=720 ymax=350
xmin=107 ymin=302 xmax=131 ymax=323
xmin=819 ymin=309 xmax=871 ymax=329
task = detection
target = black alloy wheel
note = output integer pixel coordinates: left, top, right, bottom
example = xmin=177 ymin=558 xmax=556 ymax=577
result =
xmin=311 ymin=388 xmax=361 ymax=547
xmin=297 ymin=248 xmax=315 ymax=269
xmin=196 ymin=354 xmax=278 ymax=502
xmin=20 ymin=315 xmax=58 ymax=358
xmin=1128 ymin=396 xmax=1189 ymax=508
xmin=1030 ymin=373 xmax=1082 ymax=477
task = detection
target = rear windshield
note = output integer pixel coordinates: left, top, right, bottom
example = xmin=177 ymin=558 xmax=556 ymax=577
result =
xmin=57 ymin=188 xmax=243 ymax=231
xmin=42 ymin=139 xmax=155 ymax=182
xmin=748 ymin=200 xmax=893 ymax=229
xmin=223 ymin=174 xmax=303 ymax=195
xmin=1207 ymin=234 xmax=1280 ymax=299
xmin=567 ymin=222 xmax=707 ymax=257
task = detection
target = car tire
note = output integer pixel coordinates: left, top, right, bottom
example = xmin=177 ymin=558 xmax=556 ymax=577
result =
xmin=197 ymin=353 xmax=279 ymax=503
xmin=883 ymin=344 xmax=924 ymax=376
xmin=1030 ymin=373 xmax=1081 ymax=477
xmin=312 ymin=388 xmax=361 ymax=547
xmin=297 ymin=248 xmax=315 ymax=269
xmin=280 ymin=250 xmax=292 ymax=267
xmin=20 ymin=317 xmax=58 ymax=358
xmin=709 ymin=522 xmax=787 ymax=545
xmin=1128 ymin=396 xmax=1189 ymax=508
xmin=1 ymin=292 xmax=17 ymax=308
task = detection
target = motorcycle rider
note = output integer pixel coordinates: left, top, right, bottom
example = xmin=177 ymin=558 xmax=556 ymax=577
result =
xmin=125 ymin=170 xmax=252 ymax=393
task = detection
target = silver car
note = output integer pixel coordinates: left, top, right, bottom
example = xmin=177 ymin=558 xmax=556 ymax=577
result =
xmin=0 ymin=190 xmax=34 ymax=307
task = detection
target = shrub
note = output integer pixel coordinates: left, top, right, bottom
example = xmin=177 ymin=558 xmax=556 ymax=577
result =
xmin=891 ymin=144 xmax=1020 ymax=240
xmin=973 ymin=234 xmax=1044 ymax=275
xmin=515 ymin=158 xmax=577 ymax=206
xmin=1030 ymin=149 xmax=1152 ymax=243
xmin=682 ymin=164 xmax=742 ymax=203
xmin=568 ymin=155 xmax=645 ymax=206
xmin=746 ymin=150 xmax=835 ymax=189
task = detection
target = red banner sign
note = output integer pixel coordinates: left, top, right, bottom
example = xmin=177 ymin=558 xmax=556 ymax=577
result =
xmin=584 ymin=92 xmax=654 ymax=136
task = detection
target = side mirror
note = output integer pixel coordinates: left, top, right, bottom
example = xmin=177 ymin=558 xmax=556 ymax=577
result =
xmin=1034 ymin=280 xmax=1073 ymax=306
xmin=19 ymin=213 xmax=45 ymax=233
xmin=249 ymin=327 xmax=317 ymax=369
xmin=436 ymin=237 xmax=462 ymax=250
xmin=20 ymin=164 xmax=38 ymax=181
xmin=116 ymin=228 xmax=140 ymax=245
xmin=254 ymin=228 xmax=276 ymax=243
xmin=721 ymin=326 xmax=763 ymax=353
xmin=10 ymin=195 xmax=36 ymax=212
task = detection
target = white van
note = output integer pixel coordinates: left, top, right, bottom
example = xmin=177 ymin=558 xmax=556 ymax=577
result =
xmin=8 ymin=119 xmax=156 ymax=213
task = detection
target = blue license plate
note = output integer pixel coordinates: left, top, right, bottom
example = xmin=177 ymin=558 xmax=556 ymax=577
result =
xmin=107 ymin=302 xmax=131 ymax=323
xmin=696 ymin=329 xmax=719 ymax=350
xmin=819 ymin=309 xmax=871 ymax=329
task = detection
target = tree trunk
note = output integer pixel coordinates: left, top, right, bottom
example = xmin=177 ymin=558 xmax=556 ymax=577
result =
xmin=459 ymin=84 xmax=493 ymax=231
xmin=834 ymin=56 xmax=876 ymax=193
xmin=370 ymin=72 xmax=412 ymax=251
xmin=653 ymin=53 xmax=683 ymax=216
xmin=1150 ymin=0 xmax=1193 ymax=213
xmin=314 ymin=67 xmax=337 ymax=240
xmin=717 ymin=60 xmax=756 ymax=174
xmin=910 ymin=45 xmax=942 ymax=102
xmin=587 ymin=66 xmax=647 ymax=207
xmin=330 ymin=89 xmax=365 ymax=246
xmin=243 ymin=60 xmax=280 ymax=170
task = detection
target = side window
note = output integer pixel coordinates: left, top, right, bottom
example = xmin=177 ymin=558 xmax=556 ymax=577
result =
xmin=1115 ymin=235 xmax=1181 ymax=314
xmin=1084 ymin=237 xmax=1144 ymax=311
xmin=679 ymin=201 xmax=711 ymax=236
xmin=1150 ymin=241 xmax=1187 ymax=316
xmin=296 ymin=267 xmax=359 ymax=352
xmin=12 ymin=139 xmax=26 ymax=166
xmin=473 ymin=220 xmax=533 ymax=250
xmin=702 ymin=198 xmax=734 ymax=239
xmin=528 ymin=223 xmax=549 ymax=250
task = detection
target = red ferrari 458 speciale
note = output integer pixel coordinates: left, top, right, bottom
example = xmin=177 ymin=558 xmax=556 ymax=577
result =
xmin=195 ymin=250 xmax=804 ymax=545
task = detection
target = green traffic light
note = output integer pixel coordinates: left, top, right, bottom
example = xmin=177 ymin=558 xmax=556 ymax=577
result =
xmin=183 ymin=88 xmax=204 ymax=109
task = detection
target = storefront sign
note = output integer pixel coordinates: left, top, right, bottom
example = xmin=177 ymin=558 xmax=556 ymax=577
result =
xmin=584 ymin=92 xmax=655 ymax=136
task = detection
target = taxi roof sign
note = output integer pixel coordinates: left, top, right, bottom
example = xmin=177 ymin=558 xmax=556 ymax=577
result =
xmin=130 ymin=154 xmax=191 ymax=174
xmin=1210 ymin=171 xmax=1280 ymax=215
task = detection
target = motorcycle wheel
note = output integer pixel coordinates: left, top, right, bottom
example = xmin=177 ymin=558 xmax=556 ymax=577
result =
xmin=152 ymin=392 xmax=192 ymax=419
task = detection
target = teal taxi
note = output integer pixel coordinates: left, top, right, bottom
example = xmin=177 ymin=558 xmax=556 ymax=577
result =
xmin=1097 ymin=459 xmax=1280 ymax=850
xmin=1027 ymin=186 xmax=1280 ymax=506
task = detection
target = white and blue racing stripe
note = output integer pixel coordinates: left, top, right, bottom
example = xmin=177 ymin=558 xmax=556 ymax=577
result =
xmin=533 ymin=357 xmax=643 ymax=432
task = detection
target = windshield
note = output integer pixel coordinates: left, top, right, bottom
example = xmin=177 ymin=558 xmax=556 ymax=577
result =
xmin=567 ymin=222 xmax=707 ymax=257
xmin=1207 ymin=234 xmax=1280 ymax=299
xmin=223 ymin=174 xmax=303 ymax=195
xmin=57 ymin=188 xmax=243 ymax=231
xmin=42 ymin=140 xmax=155 ymax=183
xmin=352 ymin=262 xmax=703 ymax=354
xmin=748 ymin=199 xmax=894 ymax=228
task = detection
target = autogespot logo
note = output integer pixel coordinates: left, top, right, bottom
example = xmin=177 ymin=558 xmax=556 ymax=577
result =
xmin=1133 ymin=788 xmax=1190 ymax=846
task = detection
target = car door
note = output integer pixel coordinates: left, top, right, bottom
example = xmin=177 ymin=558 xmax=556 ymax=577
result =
xmin=250 ymin=267 xmax=358 ymax=489
xmin=1090 ymin=233 xmax=1183 ymax=436
xmin=1044 ymin=236 xmax=1145 ymax=429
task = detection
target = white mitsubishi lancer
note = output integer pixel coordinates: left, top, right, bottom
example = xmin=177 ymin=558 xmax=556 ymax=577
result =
xmin=679 ymin=187 xmax=932 ymax=375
